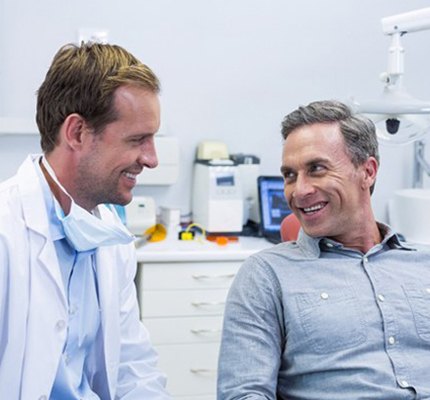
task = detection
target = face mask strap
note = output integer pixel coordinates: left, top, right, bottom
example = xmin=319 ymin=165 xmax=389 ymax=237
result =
xmin=41 ymin=156 xmax=74 ymax=202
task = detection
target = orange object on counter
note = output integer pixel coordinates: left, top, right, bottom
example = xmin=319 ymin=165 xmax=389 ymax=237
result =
xmin=206 ymin=235 xmax=239 ymax=246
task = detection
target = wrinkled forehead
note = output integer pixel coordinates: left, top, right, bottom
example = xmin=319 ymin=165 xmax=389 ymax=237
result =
xmin=282 ymin=123 xmax=352 ymax=167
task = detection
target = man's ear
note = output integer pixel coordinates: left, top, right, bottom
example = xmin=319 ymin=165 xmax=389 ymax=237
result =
xmin=361 ymin=157 xmax=378 ymax=191
xmin=61 ymin=113 xmax=88 ymax=150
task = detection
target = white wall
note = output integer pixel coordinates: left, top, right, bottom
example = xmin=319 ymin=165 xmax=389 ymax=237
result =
xmin=1 ymin=0 xmax=430 ymax=222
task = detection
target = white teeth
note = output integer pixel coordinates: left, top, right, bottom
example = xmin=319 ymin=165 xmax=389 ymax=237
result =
xmin=303 ymin=204 xmax=324 ymax=213
xmin=124 ymin=172 xmax=137 ymax=179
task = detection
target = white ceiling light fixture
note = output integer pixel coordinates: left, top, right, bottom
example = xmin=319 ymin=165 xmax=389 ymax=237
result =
xmin=353 ymin=7 xmax=430 ymax=146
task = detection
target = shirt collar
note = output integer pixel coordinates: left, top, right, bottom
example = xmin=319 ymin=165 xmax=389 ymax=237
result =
xmin=295 ymin=221 xmax=415 ymax=257
xmin=377 ymin=222 xmax=416 ymax=251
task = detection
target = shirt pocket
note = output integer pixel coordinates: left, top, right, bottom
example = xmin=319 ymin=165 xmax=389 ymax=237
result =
xmin=295 ymin=287 xmax=367 ymax=354
xmin=402 ymin=283 xmax=430 ymax=342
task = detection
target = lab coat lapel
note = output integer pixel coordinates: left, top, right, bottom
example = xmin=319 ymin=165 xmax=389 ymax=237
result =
xmin=16 ymin=155 xmax=68 ymax=398
xmin=17 ymin=155 xmax=67 ymax=305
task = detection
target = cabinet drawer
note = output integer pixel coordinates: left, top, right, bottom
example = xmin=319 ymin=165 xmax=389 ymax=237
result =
xmin=137 ymin=261 xmax=240 ymax=290
xmin=140 ymin=289 xmax=229 ymax=318
xmin=143 ymin=316 xmax=223 ymax=345
xmin=157 ymin=343 xmax=219 ymax=396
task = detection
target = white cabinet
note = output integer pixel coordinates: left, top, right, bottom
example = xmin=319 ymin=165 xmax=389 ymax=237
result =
xmin=136 ymin=260 xmax=239 ymax=398
xmin=135 ymin=238 xmax=271 ymax=399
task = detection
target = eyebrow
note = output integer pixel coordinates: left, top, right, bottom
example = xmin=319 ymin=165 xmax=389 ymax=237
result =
xmin=305 ymin=157 xmax=330 ymax=166
xmin=127 ymin=132 xmax=155 ymax=139
xmin=280 ymin=157 xmax=331 ymax=175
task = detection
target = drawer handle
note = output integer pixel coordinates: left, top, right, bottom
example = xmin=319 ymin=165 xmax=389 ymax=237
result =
xmin=190 ymin=328 xmax=222 ymax=335
xmin=191 ymin=301 xmax=226 ymax=308
xmin=192 ymin=273 xmax=236 ymax=280
xmin=190 ymin=368 xmax=217 ymax=376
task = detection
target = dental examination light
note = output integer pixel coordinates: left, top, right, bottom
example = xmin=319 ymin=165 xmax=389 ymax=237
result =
xmin=354 ymin=8 xmax=430 ymax=146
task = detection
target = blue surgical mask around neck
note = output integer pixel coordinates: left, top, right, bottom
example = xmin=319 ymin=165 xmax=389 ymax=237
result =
xmin=41 ymin=156 xmax=134 ymax=252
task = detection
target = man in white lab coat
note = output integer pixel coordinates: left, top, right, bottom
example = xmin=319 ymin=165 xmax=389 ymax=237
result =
xmin=0 ymin=43 xmax=171 ymax=399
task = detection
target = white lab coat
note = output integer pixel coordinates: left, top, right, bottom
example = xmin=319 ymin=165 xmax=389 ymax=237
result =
xmin=0 ymin=155 xmax=170 ymax=400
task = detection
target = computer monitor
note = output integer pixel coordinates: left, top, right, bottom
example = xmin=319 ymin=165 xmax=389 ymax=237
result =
xmin=257 ymin=176 xmax=292 ymax=243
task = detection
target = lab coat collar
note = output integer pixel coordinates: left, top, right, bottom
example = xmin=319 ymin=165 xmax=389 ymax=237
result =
xmin=17 ymin=154 xmax=51 ymax=235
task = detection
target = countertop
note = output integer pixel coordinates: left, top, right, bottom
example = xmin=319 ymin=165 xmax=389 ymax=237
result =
xmin=135 ymin=236 xmax=273 ymax=263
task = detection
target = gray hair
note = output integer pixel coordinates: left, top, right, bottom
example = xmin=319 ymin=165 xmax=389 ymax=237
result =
xmin=281 ymin=100 xmax=379 ymax=193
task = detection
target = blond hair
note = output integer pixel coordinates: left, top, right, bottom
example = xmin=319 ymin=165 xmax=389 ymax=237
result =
xmin=36 ymin=42 xmax=160 ymax=153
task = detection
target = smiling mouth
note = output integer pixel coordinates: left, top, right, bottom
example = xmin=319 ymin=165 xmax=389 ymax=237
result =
xmin=123 ymin=172 xmax=137 ymax=180
xmin=299 ymin=202 xmax=327 ymax=215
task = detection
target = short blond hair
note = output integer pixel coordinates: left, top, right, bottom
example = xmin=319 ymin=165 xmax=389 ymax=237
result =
xmin=36 ymin=42 xmax=160 ymax=153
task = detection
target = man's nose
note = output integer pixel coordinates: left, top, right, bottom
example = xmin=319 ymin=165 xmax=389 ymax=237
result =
xmin=293 ymin=174 xmax=315 ymax=198
xmin=138 ymin=139 xmax=158 ymax=169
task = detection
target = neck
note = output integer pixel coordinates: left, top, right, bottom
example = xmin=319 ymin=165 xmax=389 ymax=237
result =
xmin=330 ymin=221 xmax=382 ymax=254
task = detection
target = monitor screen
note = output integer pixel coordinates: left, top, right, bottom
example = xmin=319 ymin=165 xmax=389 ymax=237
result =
xmin=258 ymin=176 xmax=292 ymax=233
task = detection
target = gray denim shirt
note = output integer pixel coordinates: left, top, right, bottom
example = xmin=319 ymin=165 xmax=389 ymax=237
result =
xmin=217 ymin=224 xmax=430 ymax=400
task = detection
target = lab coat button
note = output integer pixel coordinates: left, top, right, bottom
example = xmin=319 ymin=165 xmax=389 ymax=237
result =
xmin=38 ymin=395 xmax=47 ymax=400
xmin=388 ymin=336 xmax=396 ymax=345
xmin=320 ymin=292 xmax=329 ymax=300
xmin=400 ymin=380 xmax=409 ymax=388
xmin=378 ymin=294 xmax=385 ymax=302
xmin=56 ymin=320 xmax=66 ymax=331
